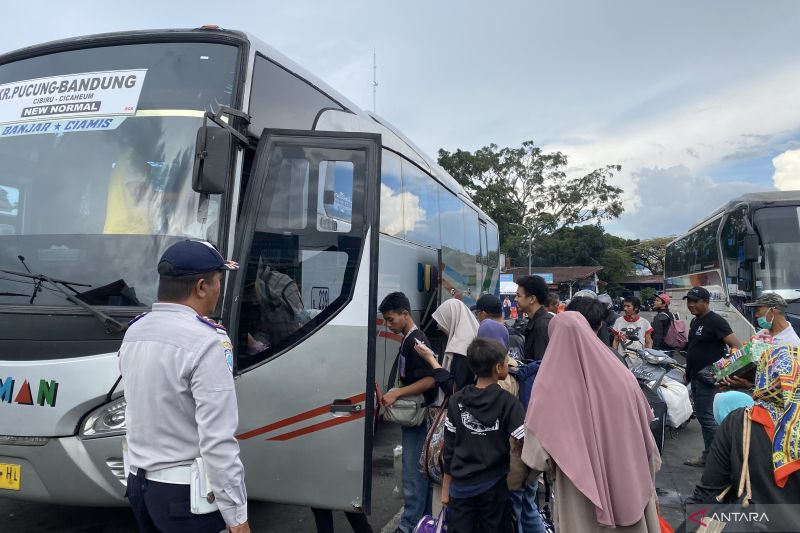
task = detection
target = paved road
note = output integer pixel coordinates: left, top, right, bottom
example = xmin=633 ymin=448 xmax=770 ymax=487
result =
xmin=1 ymin=400 xmax=707 ymax=532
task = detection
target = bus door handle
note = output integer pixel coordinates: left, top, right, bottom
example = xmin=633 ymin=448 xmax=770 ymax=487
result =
xmin=330 ymin=399 xmax=363 ymax=416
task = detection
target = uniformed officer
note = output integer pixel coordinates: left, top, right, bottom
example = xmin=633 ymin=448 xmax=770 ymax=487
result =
xmin=120 ymin=240 xmax=250 ymax=533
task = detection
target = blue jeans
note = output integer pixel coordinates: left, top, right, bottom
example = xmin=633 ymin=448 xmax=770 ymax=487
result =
xmin=400 ymin=423 xmax=432 ymax=532
xmin=691 ymin=377 xmax=719 ymax=462
xmin=511 ymin=480 xmax=547 ymax=533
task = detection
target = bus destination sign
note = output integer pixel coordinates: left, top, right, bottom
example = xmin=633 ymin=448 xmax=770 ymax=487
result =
xmin=0 ymin=69 xmax=147 ymax=125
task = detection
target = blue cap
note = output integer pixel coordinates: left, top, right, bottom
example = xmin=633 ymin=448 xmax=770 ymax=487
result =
xmin=158 ymin=240 xmax=239 ymax=277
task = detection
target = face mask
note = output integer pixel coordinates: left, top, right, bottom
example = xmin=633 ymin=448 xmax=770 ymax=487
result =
xmin=757 ymin=311 xmax=773 ymax=330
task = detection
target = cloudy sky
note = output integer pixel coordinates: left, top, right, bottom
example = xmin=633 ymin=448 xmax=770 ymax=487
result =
xmin=2 ymin=0 xmax=799 ymax=239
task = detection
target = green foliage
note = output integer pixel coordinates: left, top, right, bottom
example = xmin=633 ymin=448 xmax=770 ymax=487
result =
xmin=529 ymin=225 xmax=635 ymax=283
xmin=627 ymin=236 xmax=674 ymax=275
xmin=437 ymin=141 xmax=624 ymax=262
xmin=640 ymin=286 xmax=657 ymax=305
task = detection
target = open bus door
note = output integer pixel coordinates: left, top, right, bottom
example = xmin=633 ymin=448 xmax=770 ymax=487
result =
xmin=228 ymin=130 xmax=381 ymax=512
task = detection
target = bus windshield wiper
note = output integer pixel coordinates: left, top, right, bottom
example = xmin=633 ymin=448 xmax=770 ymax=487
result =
xmin=0 ymin=267 xmax=127 ymax=334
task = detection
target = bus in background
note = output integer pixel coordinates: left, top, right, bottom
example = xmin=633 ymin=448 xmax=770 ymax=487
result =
xmin=0 ymin=28 xmax=499 ymax=511
xmin=664 ymin=191 xmax=800 ymax=342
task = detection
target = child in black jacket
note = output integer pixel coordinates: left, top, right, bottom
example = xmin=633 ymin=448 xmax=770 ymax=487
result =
xmin=442 ymin=338 xmax=525 ymax=533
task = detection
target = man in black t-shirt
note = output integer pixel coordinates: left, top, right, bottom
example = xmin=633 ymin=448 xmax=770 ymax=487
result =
xmin=516 ymin=275 xmax=551 ymax=361
xmin=379 ymin=292 xmax=435 ymax=533
xmin=683 ymin=286 xmax=742 ymax=467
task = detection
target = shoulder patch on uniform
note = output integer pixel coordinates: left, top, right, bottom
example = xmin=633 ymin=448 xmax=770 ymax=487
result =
xmin=221 ymin=340 xmax=234 ymax=372
xmin=128 ymin=312 xmax=149 ymax=326
xmin=196 ymin=315 xmax=226 ymax=332
xmin=224 ymin=347 xmax=234 ymax=372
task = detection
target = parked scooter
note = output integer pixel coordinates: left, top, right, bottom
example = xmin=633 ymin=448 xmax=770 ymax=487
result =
xmin=619 ymin=336 xmax=693 ymax=452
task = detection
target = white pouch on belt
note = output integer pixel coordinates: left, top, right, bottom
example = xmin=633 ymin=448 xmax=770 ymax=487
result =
xmin=122 ymin=437 xmax=130 ymax=479
xmin=190 ymin=458 xmax=219 ymax=515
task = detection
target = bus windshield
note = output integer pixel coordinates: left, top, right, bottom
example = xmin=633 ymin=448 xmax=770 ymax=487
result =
xmin=0 ymin=41 xmax=238 ymax=308
xmin=754 ymin=205 xmax=800 ymax=300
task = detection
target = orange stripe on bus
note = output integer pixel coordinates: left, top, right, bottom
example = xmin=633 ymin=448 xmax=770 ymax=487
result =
xmin=236 ymin=392 xmax=367 ymax=440
xmin=267 ymin=410 xmax=366 ymax=441
xmin=378 ymin=331 xmax=403 ymax=342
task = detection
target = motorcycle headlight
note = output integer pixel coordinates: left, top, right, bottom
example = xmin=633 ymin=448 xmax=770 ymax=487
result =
xmin=80 ymin=397 xmax=127 ymax=439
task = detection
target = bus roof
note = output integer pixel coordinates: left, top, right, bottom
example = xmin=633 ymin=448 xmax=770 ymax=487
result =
xmin=0 ymin=27 xmax=495 ymax=227
xmin=686 ymin=190 xmax=800 ymax=233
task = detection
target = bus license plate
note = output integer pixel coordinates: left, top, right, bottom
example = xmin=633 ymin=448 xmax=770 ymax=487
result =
xmin=0 ymin=463 xmax=21 ymax=490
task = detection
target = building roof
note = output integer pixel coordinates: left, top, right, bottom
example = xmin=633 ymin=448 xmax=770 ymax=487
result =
xmin=506 ymin=266 xmax=603 ymax=284
xmin=619 ymin=275 xmax=665 ymax=285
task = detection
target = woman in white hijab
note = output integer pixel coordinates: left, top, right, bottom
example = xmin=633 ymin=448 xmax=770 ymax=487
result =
xmin=431 ymin=298 xmax=479 ymax=389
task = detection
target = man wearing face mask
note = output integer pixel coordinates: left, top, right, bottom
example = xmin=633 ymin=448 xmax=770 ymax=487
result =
xmin=744 ymin=293 xmax=800 ymax=345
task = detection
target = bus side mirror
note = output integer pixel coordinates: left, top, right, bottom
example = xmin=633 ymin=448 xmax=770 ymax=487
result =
xmin=737 ymin=269 xmax=751 ymax=292
xmin=743 ymin=234 xmax=759 ymax=263
xmin=192 ymin=126 xmax=232 ymax=194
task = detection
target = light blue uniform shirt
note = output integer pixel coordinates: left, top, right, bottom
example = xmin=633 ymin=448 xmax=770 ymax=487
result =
xmin=119 ymin=303 xmax=247 ymax=526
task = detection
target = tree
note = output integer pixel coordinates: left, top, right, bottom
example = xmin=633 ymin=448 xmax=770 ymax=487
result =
xmin=529 ymin=225 xmax=635 ymax=283
xmin=628 ymin=236 xmax=674 ymax=275
xmin=640 ymin=287 xmax=657 ymax=306
xmin=438 ymin=141 xmax=624 ymax=261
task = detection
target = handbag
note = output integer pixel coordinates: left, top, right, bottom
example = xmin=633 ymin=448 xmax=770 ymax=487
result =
xmin=413 ymin=508 xmax=447 ymax=533
xmin=383 ymin=387 xmax=428 ymax=427
xmin=715 ymin=407 xmax=753 ymax=508
xmin=420 ymin=397 xmax=449 ymax=484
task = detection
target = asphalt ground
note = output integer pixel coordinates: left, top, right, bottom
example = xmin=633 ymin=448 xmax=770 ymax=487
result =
xmin=0 ymin=420 xmax=403 ymax=533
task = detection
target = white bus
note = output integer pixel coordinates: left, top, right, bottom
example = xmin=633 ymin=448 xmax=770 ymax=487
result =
xmin=664 ymin=191 xmax=800 ymax=342
xmin=0 ymin=27 xmax=500 ymax=513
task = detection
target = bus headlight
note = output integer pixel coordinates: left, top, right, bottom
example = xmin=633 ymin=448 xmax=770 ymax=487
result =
xmin=80 ymin=397 xmax=127 ymax=439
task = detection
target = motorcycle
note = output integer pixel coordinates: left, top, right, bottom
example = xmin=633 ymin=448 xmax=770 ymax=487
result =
xmin=619 ymin=337 xmax=693 ymax=452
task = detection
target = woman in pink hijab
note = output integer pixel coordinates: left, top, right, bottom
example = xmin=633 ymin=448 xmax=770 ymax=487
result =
xmin=522 ymin=311 xmax=662 ymax=532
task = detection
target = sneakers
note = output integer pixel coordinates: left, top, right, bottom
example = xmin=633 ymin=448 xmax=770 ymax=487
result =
xmin=684 ymin=457 xmax=706 ymax=468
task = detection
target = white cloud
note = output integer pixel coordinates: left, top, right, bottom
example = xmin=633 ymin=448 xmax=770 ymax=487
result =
xmin=773 ymin=149 xmax=800 ymax=190
xmin=606 ymin=165 xmax=765 ymax=238
xmin=549 ymin=64 xmax=800 ymax=222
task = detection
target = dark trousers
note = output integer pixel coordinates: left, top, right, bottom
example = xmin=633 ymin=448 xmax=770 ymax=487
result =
xmin=691 ymin=377 xmax=719 ymax=461
xmin=450 ymin=355 xmax=476 ymax=390
xmin=126 ymin=471 xmax=226 ymax=533
xmin=448 ymin=478 xmax=514 ymax=533
xmin=311 ymin=508 xmax=373 ymax=533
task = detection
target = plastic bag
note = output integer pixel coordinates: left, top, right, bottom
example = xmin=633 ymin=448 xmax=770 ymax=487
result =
xmin=658 ymin=378 xmax=693 ymax=428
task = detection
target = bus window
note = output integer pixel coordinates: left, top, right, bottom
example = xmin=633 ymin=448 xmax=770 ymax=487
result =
xmin=401 ymin=160 xmax=440 ymax=248
xmin=753 ymin=206 xmax=800 ymax=296
xmin=721 ymin=208 xmax=751 ymax=312
xmin=487 ymin=223 xmax=500 ymax=267
xmin=379 ymin=150 xmax=404 ymax=238
xmin=697 ymin=222 xmax=721 ymax=271
xmin=318 ymin=160 xmax=354 ymax=231
xmin=464 ymin=207 xmax=480 ymax=261
xmin=479 ymin=223 xmax=488 ymax=265
xmin=248 ymin=55 xmax=343 ymax=132
xmin=0 ymin=184 xmax=20 ymax=235
xmin=237 ymin=145 xmax=366 ymax=369
xmin=439 ymin=186 xmax=465 ymax=252
xmin=263 ymin=158 xmax=310 ymax=230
